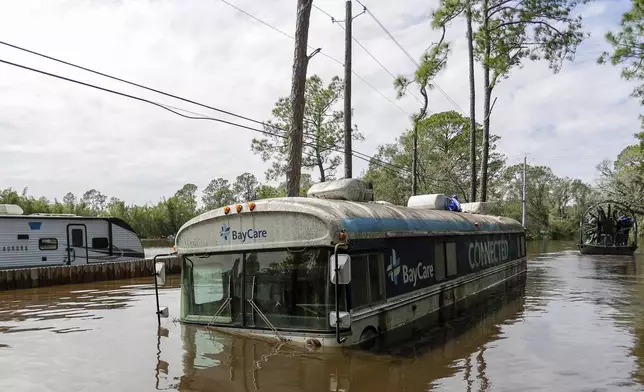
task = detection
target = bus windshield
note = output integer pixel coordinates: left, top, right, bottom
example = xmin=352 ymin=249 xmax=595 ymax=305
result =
xmin=181 ymin=248 xmax=343 ymax=331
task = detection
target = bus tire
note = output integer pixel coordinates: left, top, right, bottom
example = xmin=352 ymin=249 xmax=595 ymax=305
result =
xmin=359 ymin=327 xmax=379 ymax=350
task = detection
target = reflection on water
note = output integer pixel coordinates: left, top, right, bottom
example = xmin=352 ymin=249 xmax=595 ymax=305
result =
xmin=1 ymin=241 xmax=644 ymax=391
xmin=167 ymin=279 xmax=526 ymax=392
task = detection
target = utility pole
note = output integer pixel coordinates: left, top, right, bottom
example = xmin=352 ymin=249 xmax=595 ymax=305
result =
xmin=343 ymin=0 xmax=353 ymax=179
xmin=522 ymin=155 xmax=527 ymax=227
xmin=286 ymin=0 xmax=313 ymax=196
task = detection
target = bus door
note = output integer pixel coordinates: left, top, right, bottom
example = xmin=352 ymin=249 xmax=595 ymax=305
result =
xmin=67 ymin=224 xmax=89 ymax=265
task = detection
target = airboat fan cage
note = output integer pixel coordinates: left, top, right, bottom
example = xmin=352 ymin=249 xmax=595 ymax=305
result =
xmin=578 ymin=200 xmax=638 ymax=251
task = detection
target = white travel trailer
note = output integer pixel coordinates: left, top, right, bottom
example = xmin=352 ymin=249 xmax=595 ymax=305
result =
xmin=0 ymin=204 xmax=145 ymax=269
xmin=174 ymin=179 xmax=527 ymax=349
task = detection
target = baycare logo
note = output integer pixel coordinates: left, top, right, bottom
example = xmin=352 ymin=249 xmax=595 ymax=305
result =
xmin=220 ymin=223 xmax=268 ymax=243
xmin=387 ymin=249 xmax=434 ymax=287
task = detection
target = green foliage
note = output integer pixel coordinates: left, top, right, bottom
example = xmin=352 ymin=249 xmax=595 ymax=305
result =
xmin=393 ymin=24 xmax=450 ymax=122
xmin=275 ymin=172 xmax=312 ymax=197
xmin=474 ymin=0 xmax=587 ymax=87
xmin=364 ymin=110 xmax=597 ymax=239
xmin=422 ymin=0 xmax=589 ymax=201
xmin=233 ymin=173 xmax=259 ymax=202
xmin=363 ymin=142 xmax=412 ymax=206
xmin=0 ymin=173 xmax=308 ymax=239
xmin=597 ymin=133 xmax=644 ymax=211
xmin=202 ymin=178 xmax=235 ymax=210
xmin=498 ymin=164 xmax=597 ymax=238
xmin=251 ymin=74 xmax=364 ymax=182
xmin=393 ymin=40 xmax=450 ymax=101
xmin=256 ymin=184 xmax=285 ymax=199
xmin=165 ymin=184 xmax=198 ymax=234
xmin=598 ymin=0 xmax=644 ymax=127
xmin=429 ymin=0 xmax=588 ymax=90
xmin=363 ymin=111 xmax=504 ymax=203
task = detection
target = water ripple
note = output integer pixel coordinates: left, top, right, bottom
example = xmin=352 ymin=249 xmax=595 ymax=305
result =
xmin=0 ymin=245 xmax=643 ymax=392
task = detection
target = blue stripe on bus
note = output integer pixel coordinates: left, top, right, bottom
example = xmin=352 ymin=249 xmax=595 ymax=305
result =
xmin=340 ymin=217 xmax=514 ymax=233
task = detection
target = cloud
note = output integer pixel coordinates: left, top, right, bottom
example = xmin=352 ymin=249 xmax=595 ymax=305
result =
xmin=0 ymin=0 xmax=639 ymax=205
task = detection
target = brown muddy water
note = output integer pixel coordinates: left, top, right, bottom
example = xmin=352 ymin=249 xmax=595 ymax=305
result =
xmin=1 ymin=241 xmax=643 ymax=392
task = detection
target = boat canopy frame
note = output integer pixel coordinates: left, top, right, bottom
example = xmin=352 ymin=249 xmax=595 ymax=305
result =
xmin=578 ymin=199 xmax=638 ymax=249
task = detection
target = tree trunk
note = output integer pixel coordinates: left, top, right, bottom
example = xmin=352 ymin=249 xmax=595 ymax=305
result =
xmin=412 ymin=122 xmax=418 ymax=195
xmin=466 ymin=0 xmax=477 ymax=203
xmin=316 ymin=149 xmax=326 ymax=182
xmin=286 ymin=0 xmax=313 ymax=197
xmin=412 ymin=85 xmax=429 ymax=195
xmin=480 ymin=1 xmax=491 ymax=202
xmin=481 ymin=74 xmax=491 ymax=201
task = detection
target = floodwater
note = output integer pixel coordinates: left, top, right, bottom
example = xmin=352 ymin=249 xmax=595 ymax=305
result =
xmin=1 ymin=241 xmax=643 ymax=392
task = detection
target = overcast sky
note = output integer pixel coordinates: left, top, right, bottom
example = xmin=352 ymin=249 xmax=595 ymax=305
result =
xmin=0 ymin=0 xmax=638 ymax=205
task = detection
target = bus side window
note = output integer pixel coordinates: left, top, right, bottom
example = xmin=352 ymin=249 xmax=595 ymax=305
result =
xmin=434 ymin=242 xmax=446 ymax=282
xmin=446 ymin=242 xmax=457 ymax=277
xmin=368 ymin=254 xmax=385 ymax=302
xmin=350 ymin=255 xmax=370 ymax=308
xmin=350 ymin=253 xmax=386 ymax=309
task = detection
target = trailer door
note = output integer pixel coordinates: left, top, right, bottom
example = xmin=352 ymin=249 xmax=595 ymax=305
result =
xmin=67 ymin=224 xmax=89 ymax=265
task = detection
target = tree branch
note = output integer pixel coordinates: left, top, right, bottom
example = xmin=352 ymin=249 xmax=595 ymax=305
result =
xmin=492 ymin=19 xmax=563 ymax=36
xmin=486 ymin=0 xmax=525 ymax=21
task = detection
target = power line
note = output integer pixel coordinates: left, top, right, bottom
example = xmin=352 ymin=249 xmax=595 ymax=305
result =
xmin=355 ymin=0 xmax=416 ymax=65
xmin=0 ymin=39 xmax=407 ymax=174
xmin=0 ymin=57 xmax=410 ymax=178
xmin=0 ymin=40 xmax=279 ymax=133
xmin=216 ymin=0 xmax=342 ymax=66
xmin=312 ymin=4 xmax=423 ymax=106
xmin=312 ymin=4 xmax=337 ymax=21
xmin=160 ymin=104 xmax=411 ymax=176
xmin=215 ymin=0 xmax=410 ymax=116
xmin=355 ymin=0 xmax=466 ymax=115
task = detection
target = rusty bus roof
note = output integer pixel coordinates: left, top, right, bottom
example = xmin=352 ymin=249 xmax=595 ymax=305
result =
xmin=176 ymin=197 xmax=524 ymax=253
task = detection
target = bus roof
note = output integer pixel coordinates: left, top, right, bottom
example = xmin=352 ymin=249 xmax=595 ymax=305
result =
xmin=175 ymin=197 xmax=524 ymax=254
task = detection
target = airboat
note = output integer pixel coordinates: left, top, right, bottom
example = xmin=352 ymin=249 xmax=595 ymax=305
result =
xmin=578 ymin=200 xmax=638 ymax=256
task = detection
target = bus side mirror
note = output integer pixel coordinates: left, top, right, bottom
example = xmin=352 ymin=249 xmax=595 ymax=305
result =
xmin=329 ymin=254 xmax=351 ymax=284
xmin=329 ymin=311 xmax=351 ymax=328
xmin=155 ymin=261 xmax=166 ymax=286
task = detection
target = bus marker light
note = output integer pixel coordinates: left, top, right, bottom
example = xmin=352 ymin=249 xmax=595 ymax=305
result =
xmin=223 ymin=206 xmax=231 ymax=214
xmin=249 ymin=202 xmax=256 ymax=211
xmin=236 ymin=204 xmax=243 ymax=213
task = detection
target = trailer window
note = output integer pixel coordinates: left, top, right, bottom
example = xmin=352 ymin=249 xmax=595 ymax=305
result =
xmin=39 ymin=238 xmax=58 ymax=250
xmin=92 ymin=237 xmax=109 ymax=249
xmin=71 ymin=229 xmax=84 ymax=247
